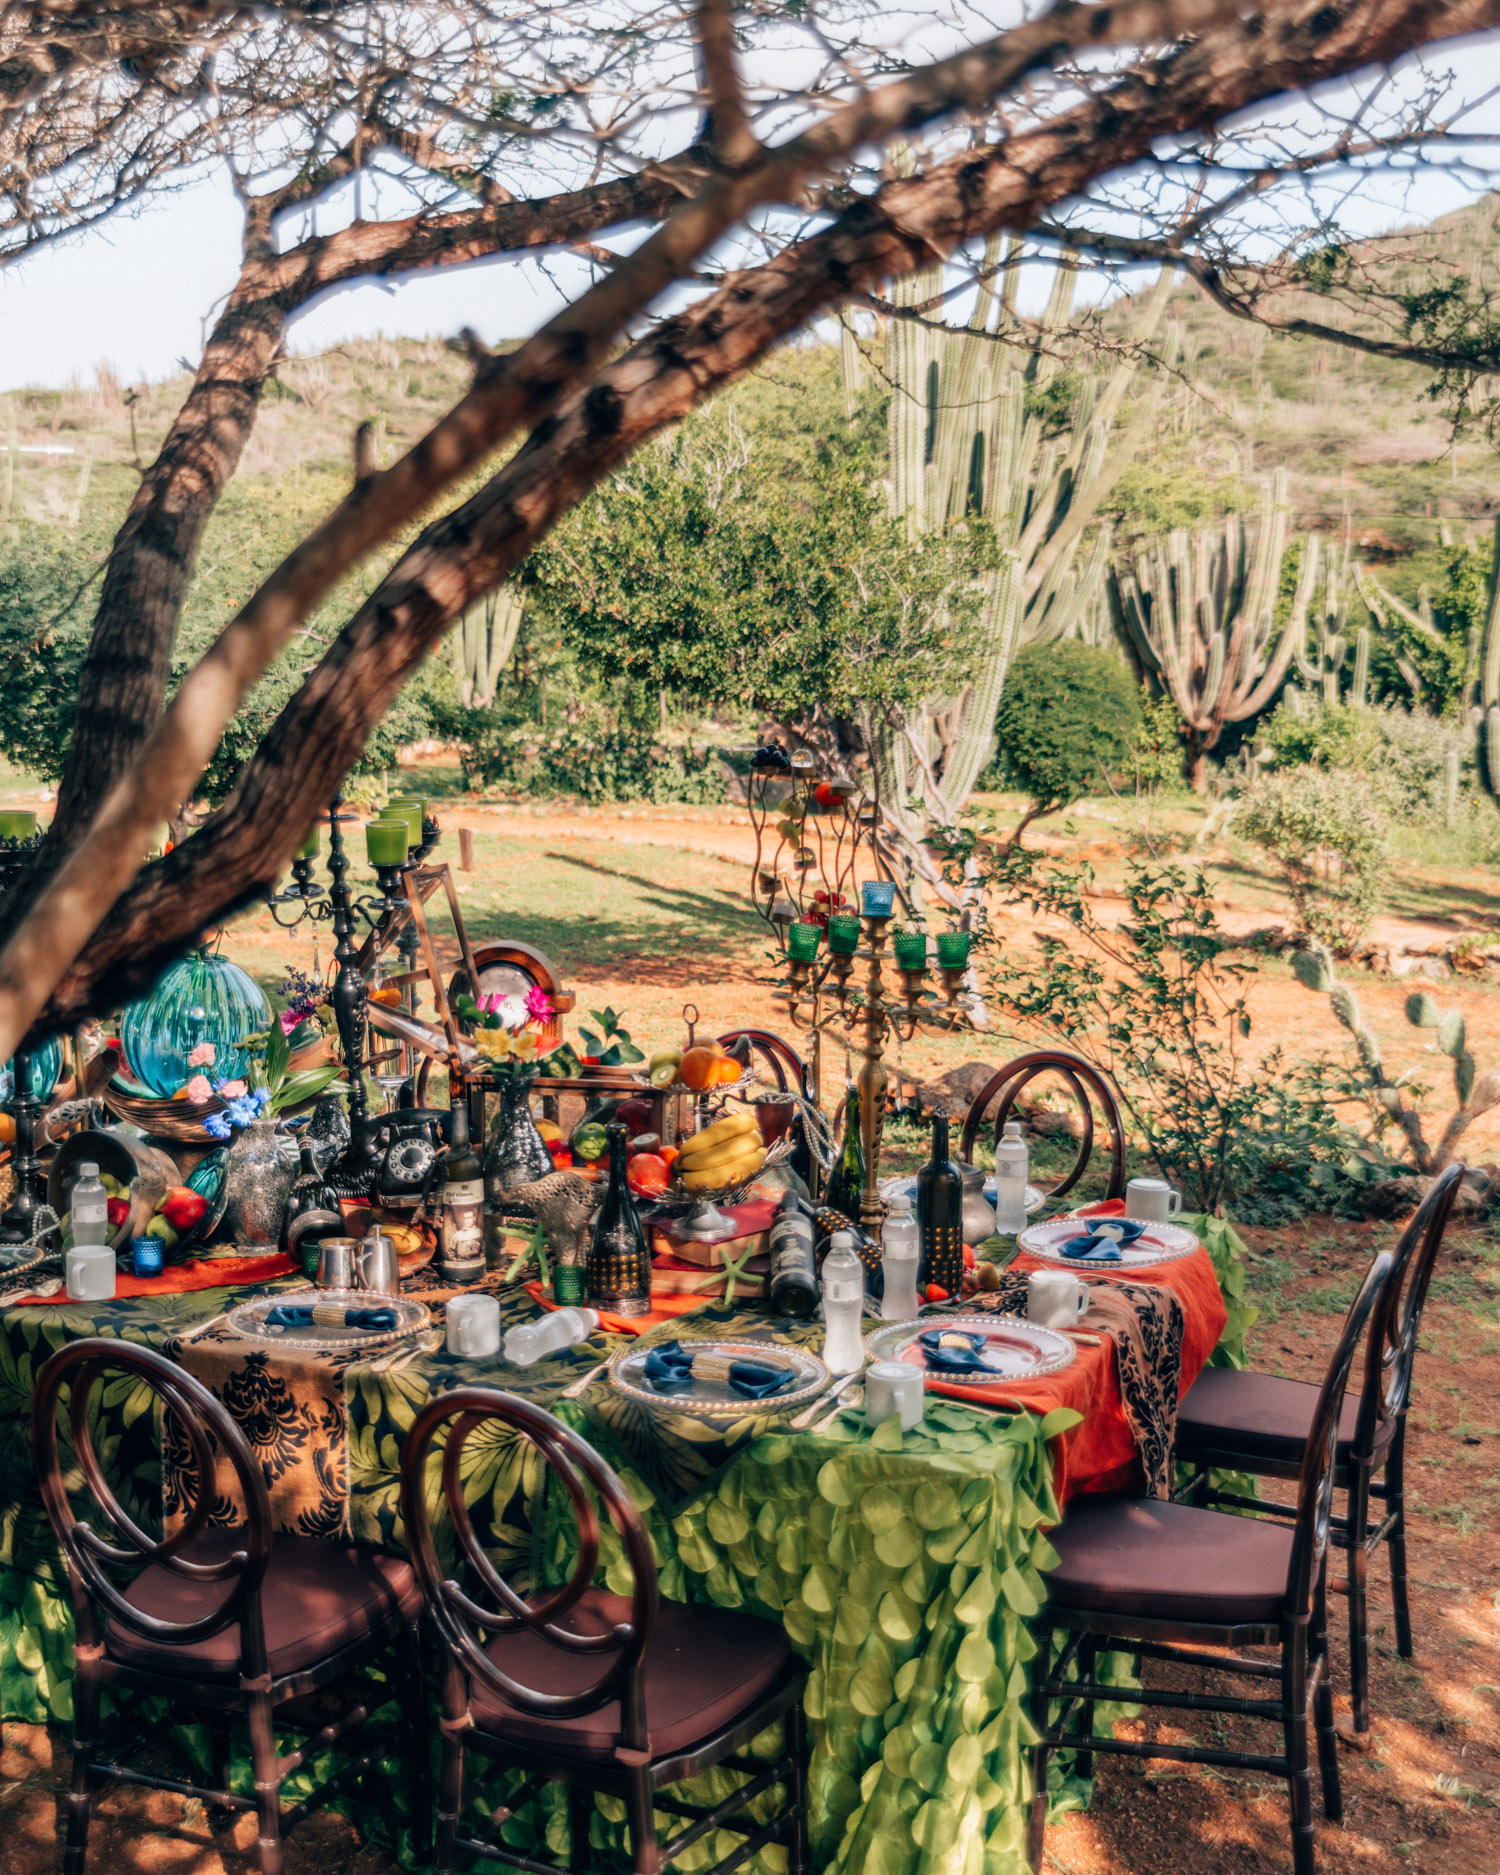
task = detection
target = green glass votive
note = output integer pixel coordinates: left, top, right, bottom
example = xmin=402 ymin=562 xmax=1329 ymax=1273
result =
xmin=0 ymin=810 xmax=37 ymax=841
xmin=297 ymin=824 xmax=320 ymax=858
xmin=936 ymin=930 xmax=972 ymax=969
xmin=827 ymin=912 xmax=862 ymax=955
xmin=366 ymin=818 xmax=410 ymax=867
xmin=787 ymin=918 xmax=824 ymax=963
xmin=892 ymin=930 xmax=929 ymax=971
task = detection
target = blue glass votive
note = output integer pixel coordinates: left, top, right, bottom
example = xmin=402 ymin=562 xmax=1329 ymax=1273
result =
xmin=860 ymin=879 xmax=897 ymax=918
xmin=131 ymin=1236 xmax=164 ymax=1278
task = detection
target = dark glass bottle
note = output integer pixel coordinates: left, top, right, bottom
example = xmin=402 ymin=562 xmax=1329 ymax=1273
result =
xmin=282 ymin=1138 xmax=342 ymax=1254
xmin=768 ymin=1192 xmax=819 ymax=1318
xmin=586 ymin=1124 xmax=652 ymax=1317
xmin=439 ymin=1100 xmax=486 ymax=1285
xmin=825 ymin=1083 xmax=865 ymax=1224
xmin=917 ymin=1110 xmax=964 ymax=1298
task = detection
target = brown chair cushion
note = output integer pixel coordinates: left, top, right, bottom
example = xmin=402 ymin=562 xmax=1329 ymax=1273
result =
xmin=468 ymin=1587 xmax=794 ymax=1760
xmin=106 ymin=1529 xmax=419 ymax=1681
xmin=1175 ymin=1367 xmax=1396 ymax=1473
xmin=1043 ymin=1496 xmax=1294 ymax=1626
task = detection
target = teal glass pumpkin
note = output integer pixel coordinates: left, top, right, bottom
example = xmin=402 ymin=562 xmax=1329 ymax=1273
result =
xmin=120 ymin=953 xmax=271 ymax=1097
xmin=0 ymin=1036 xmax=63 ymax=1103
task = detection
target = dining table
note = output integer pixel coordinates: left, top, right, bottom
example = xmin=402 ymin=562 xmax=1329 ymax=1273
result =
xmin=0 ymin=1206 xmax=1256 ymax=1875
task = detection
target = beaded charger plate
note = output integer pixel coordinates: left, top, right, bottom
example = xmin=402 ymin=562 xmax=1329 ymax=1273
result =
xmin=226 ymin=1289 xmax=430 ymax=1351
xmin=865 ymin=1314 xmax=1076 ymax=1386
xmin=879 ymin=1175 xmax=1045 ymax=1215
xmin=1016 ymin=1216 xmax=1199 ymax=1268
xmin=608 ymin=1338 xmax=828 ymax=1416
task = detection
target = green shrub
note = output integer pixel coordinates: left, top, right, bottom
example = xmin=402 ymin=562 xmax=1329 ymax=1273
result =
xmin=990 ymin=642 xmax=1141 ymax=834
xmin=454 ymin=710 xmax=723 ymax=804
xmin=1256 ymin=698 xmax=1473 ymax=822
xmin=1235 ymin=764 xmax=1388 ymax=953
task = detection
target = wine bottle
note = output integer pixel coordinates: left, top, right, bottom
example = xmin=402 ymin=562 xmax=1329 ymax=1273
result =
xmin=438 ymin=1100 xmax=486 ymax=1284
xmin=917 ymin=1110 xmax=964 ymax=1299
xmin=585 ymin=1124 xmax=652 ymax=1317
xmin=768 ymin=1192 xmax=819 ymax=1318
xmin=825 ymin=1083 xmax=865 ymax=1223
xmin=282 ymin=1138 xmax=343 ymax=1253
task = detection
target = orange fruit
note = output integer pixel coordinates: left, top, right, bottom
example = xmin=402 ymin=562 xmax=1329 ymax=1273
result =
xmin=679 ymin=1045 xmax=722 ymax=1092
xmin=713 ymin=1056 xmax=742 ymax=1087
xmin=0 ymin=1112 xmax=14 ymax=1144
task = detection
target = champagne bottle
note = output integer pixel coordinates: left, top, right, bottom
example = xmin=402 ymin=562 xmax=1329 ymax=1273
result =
xmin=585 ymin=1124 xmax=652 ymax=1317
xmin=768 ymin=1192 xmax=819 ymax=1318
xmin=439 ymin=1100 xmax=486 ymax=1284
xmin=916 ymin=1110 xmax=963 ymax=1299
xmin=825 ymin=1083 xmax=865 ymax=1223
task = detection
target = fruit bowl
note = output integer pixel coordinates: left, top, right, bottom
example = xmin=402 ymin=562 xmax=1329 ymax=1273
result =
xmin=660 ymin=1136 xmax=794 ymax=1241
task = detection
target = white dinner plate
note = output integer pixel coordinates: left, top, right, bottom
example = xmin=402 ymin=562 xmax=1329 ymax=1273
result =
xmin=1017 ymin=1216 xmax=1199 ymax=1268
xmin=863 ymin=1314 xmax=1076 ymax=1385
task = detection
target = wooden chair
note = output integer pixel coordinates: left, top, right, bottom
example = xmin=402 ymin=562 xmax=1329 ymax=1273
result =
xmin=400 ymin=1386 xmax=809 ymax=1875
xmin=31 ymin=1339 xmax=431 ymax=1875
xmin=1174 ymin=1160 xmax=1464 ymax=1732
xmin=957 ymin=1050 xmax=1126 ymax=1200
xmin=717 ymin=1028 xmax=809 ymax=1096
xmin=1029 ymin=1246 xmax=1392 ymax=1875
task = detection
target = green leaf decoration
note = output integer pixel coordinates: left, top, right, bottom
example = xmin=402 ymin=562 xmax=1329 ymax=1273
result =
xmin=1037 ymin=1407 xmax=1084 ymax=1440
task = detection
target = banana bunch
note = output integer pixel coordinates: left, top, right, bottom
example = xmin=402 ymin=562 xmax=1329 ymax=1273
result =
xmin=676 ymin=1110 xmax=766 ymax=1192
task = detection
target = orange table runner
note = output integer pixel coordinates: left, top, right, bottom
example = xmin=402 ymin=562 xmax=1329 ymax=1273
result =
xmin=523 ymin=1278 xmax=710 ymax=1337
xmin=926 ymin=1201 xmax=1227 ymax=1503
xmin=7 ymin=1250 xmax=296 ymax=1305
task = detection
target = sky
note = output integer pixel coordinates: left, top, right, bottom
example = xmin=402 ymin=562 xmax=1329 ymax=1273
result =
xmin=5 ymin=25 xmax=1500 ymax=394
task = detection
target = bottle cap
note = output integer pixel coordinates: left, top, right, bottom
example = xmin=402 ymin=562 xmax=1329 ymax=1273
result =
xmin=886 ymin=1190 xmax=912 ymax=1212
xmin=828 ymin=1230 xmax=857 ymax=1255
xmin=1001 ymin=1121 xmax=1022 ymax=1139
xmin=79 ymin=1162 xmax=99 ymax=1177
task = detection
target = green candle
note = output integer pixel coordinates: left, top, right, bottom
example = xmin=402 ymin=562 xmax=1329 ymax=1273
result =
xmin=0 ymin=810 xmax=37 ymax=841
xmin=386 ymin=800 xmax=423 ymax=846
xmin=787 ymin=918 xmax=823 ymax=962
xmin=366 ymin=818 xmax=410 ymax=867
xmin=936 ymin=930 xmax=971 ymax=969
xmin=297 ymin=824 xmax=320 ymax=858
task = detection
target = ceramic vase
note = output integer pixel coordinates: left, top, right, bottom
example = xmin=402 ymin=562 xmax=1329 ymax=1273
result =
xmin=220 ymin=1118 xmax=299 ymax=1246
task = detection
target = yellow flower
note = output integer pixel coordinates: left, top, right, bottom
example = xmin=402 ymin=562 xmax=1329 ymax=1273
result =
xmin=512 ymin=1031 xmax=540 ymax=1061
xmin=476 ymin=1027 xmax=513 ymax=1059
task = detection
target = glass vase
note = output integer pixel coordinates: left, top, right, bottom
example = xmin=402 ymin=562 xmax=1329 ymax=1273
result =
xmin=120 ymin=952 xmax=272 ymax=1097
xmin=482 ymin=1070 xmax=554 ymax=1264
xmin=220 ymin=1118 xmax=300 ymax=1246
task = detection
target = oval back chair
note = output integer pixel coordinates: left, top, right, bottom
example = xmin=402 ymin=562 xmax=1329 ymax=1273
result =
xmin=400 ymin=1386 xmax=808 ymax=1875
xmin=957 ymin=1049 xmax=1126 ymax=1202
xmin=32 ymin=1337 xmax=429 ymax=1875
xmin=717 ymin=1028 xmax=809 ymax=1096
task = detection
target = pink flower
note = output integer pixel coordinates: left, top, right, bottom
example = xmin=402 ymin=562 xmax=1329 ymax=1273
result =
xmin=217 ymin=1079 xmax=247 ymax=1099
xmin=477 ymin=990 xmax=502 ymax=1014
xmin=184 ymin=1074 xmax=214 ymax=1105
xmin=187 ymin=1042 xmax=216 ymax=1068
xmin=524 ymin=984 xmax=554 ymax=1023
xmin=279 ymin=1009 xmax=300 ymax=1036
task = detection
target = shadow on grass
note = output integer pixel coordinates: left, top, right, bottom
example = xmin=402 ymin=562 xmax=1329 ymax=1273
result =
xmin=455 ymin=848 xmax=768 ymax=982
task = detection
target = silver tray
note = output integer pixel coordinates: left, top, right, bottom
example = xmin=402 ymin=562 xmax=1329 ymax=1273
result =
xmin=1017 ymin=1216 xmax=1199 ymax=1268
xmin=864 ymin=1313 xmax=1076 ymax=1385
xmin=608 ymin=1337 xmax=827 ymax=1416
xmin=225 ymin=1288 xmax=430 ymax=1350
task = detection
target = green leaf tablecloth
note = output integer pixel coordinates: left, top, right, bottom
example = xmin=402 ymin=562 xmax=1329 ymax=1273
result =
xmin=0 ymin=1213 xmax=1254 ymax=1874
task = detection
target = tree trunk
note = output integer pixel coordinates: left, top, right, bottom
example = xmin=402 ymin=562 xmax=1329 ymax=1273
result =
xmin=46 ymin=291 xmax=287 ymax=850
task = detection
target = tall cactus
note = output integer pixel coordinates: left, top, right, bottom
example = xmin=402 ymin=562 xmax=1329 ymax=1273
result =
xmin=1291 ymin=533 xmax=1370 ymax=705
xmin=1108 ymin=471 xmax=1314 ymax=789
xmin=451 ymin=583 xmax=524 ymax=710
xmin=1474 ymin=514 xmax=1500 ymax=802
xmin=861 ymin=249 xmax=1174 ymax=826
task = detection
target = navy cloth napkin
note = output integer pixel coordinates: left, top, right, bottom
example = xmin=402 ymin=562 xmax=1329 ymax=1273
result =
xmin=641 ymin=1340 xmax=797 ymax=1399
xmin=916 ymin=1329 xmax=997 ymax=1375
xmin=263 ymin=1303 xmax=399 ymax=1330
xmin=1056 ymin=1218 xmax=1150 ymax=1264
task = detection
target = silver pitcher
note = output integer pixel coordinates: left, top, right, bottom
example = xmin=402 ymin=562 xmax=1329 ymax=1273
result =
xmin=355 ymin=1228 xmax=400 ymax=1296
xmin=315 ymin=1237 xmax=358 ymax=1289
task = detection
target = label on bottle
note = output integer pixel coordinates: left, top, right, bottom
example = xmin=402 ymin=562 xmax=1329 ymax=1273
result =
xmin=440 ymin=1176 xmax=486 ymax=1281
xmin=72 ymin=1196 xmax=107 ymax=1224
xmin=768 ymin=1211 xmax=818 ymax=1315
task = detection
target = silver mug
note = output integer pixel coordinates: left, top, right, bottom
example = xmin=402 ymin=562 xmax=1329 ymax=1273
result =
xmin=356 ymin=1229 xmax=400 ymax=1297
xmin=316 ymin=1237 xmax=358 ymax=1289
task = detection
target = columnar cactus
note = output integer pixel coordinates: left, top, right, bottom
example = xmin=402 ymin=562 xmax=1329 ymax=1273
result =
xmin=1292 ymin=534 xmax=1370 ymax=706
xmin=451 ymin=583 xmax=523 ymax=709
xmin=863 ymin=249 xmax=1173 ymax=823
xmin=1475 ymin=514 xmax=1500 ymax=801
xmin=1108 ymin=470 xmax=1314 ymax=789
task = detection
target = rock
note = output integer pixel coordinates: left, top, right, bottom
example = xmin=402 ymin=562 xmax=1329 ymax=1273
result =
xmin=914 ymin=1061 xmax=1006 ymax=1116
xmin=1412 ymin=956 xmax=1453 ymax=981
xmin=1358 ymin=1172 xmax=1487 ymax=1219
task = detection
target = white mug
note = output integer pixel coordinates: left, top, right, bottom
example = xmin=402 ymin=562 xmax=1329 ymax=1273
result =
xmin=1125 ymin=1177 xmax=1181 ymax=1223
xmin=1027 ymin=1269 xmax=1088 ymax=1330
xmin=446 ymin=1293 xmax=501 ymax=1359
xmin=865 ymin=1360 xmax=925 ymax=1431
